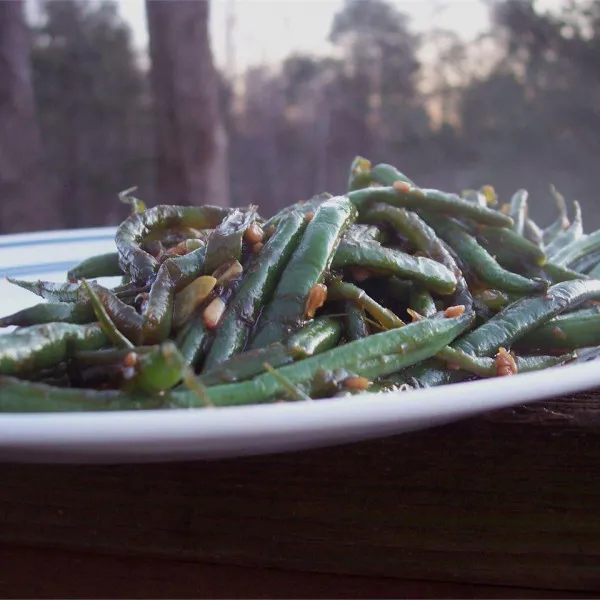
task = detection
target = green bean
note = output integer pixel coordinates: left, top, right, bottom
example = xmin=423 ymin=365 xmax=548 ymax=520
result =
xmin=287 ymin=316 xmax=343 ymax=356
xmin=199 ymin=344 xmax=302 ymax=386
xmin=542 ymin=185 xmax=569 ymax=245
xmin=127 ymin=342 xmax=185 ymax=394
xmin=73 ymin=346 xmax=155 ymax=366
xmin=332 ymin=239 xmax=457 ymax=295
xmin=203 ymin=211 xmax=306 ymax=368
xmin=67 ymin=252 xmax=122 ymax=282
xmin=84 ymin=281 xmax=143 ymax=347
xmin=453 ymin=279 xmax=600 ymax=357
xmin=327 ymin=281 xmax=404 ymax=329
xmin=204 ymin=206 xmax=258 ymax=274
xmin=348 ymin=186 xmax=513 ymax=228
xmin=516 ymin=306 xmax=600 ymax=352
xmin=475 ymin=225 xmax=546 ymax=267
xmin=472 ymin=289 xmax=510 ymax=312
xmin=250 ymin=197 xmax=356 ymax=349
xmin=264 ymin=193 xmax=332 ymax=230
xmin=587 ymin=261 xmax=600 ymax=279
xmin=370 ymin=163 xmax=416 ymax=187
xmin=162 ymin=246 xmax=207 ymax=291
xmin=344 ymin=301 xmax=370 ymax=341
xmin=409 ymin=285 xmax=437 ymax=318
xmin=422 ymin=213 xmax=547 ymax=295
xmin=175 ymin=311 xmax=210 ymax=368
xmin=0 ymin=301 xmax=95 ymax=328
xmin=0 ymin=311 xmax=473 ymax=412
xmin=542 ymin=262 xmax=587 ymax=283
xmin=0 ymin=323 xmax=108 ymax=376
xmin=568 ymin=247 xmax=600 ymax=274
xmin=141 ymin=263 xmax=174 ymax=344
xmin=546 ymin=201 xmax=583 ymax=259
xmin=508 ymin=189 xmax=528 ymax=236
xmin=345 ymin=224 xmax=387 ymax=244
xmin=118 ymin=186 xmax=146 ymax=214
xmin=360 ymin=203 xmax=472 ymax=308
xmin=347 ymin=156 xmax=372 ymax=191
xmin=7 ymin=278 xmax=88 ymax=303
xmin=524 ymin=218 xmax=544 ymax=247
xmin=115 ymin=204 xmax=231 ymax=283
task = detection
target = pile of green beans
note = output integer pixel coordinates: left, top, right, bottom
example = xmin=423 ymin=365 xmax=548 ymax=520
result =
xmin=2 ymin=156 xmax=600 ymax=413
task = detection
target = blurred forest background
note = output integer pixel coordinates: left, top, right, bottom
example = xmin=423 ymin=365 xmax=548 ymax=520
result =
xmin=2 ymin=0 xmax=600 ymax=234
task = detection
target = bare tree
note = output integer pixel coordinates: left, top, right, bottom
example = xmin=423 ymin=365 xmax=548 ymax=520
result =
xmin=146 ymin=0 xmax=228 ymax=207
xmin=0 ymin=0 xmax=59 ymax=233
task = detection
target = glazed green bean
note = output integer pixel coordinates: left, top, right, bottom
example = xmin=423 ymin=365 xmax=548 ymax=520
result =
xmin=453 ymin=279 xmax=600 ymax=357
xmin=0 ymin=301 xmax=95 ymax=328
xmin=347 ymin=156 xmax=372 ymax=191
xmin=115 ymin=204 xmax=231 ymax=283
xmin=67 ymin=252 xmax=122 ymax=282
xmin=409 ymin=285 xmax=437 ymax=318
xmin=370 ymin=163 xmax=416 ymax=187
xmin=344 ymin=301 xmax=370 ymax=341
xmin=141 ymin=263 xmax=174 ymax=344
xmin=287 ymin=316 xmax=343 ymax=356
xmin=422 ymin=213 xmax=547 ymax=295
xmin=508 ymin=189 xmax=528 ymax=236
xmin=360 ymin=203 xmax=472 ymax=308
xmin=0 ymin=323 xmax=108 ymax=376
xmin=475 ymin=225 xmax=546 ymax=267
xmin=332 ymin=239 xmax=457 ymax=295
xmin=546 ymin=201 xmax=583 ymax=259
xmin=327 ymin=281 xmax=404 ymax=329
xmin=348 ymin=186 xmax=513 ymax=228
xmin=204 ymin=206 xmax=258 ymax=274
xmin=203 ymin=211 xmax=306 ymax=368
xmin=250 ymin=197 xmax=356 ymax=349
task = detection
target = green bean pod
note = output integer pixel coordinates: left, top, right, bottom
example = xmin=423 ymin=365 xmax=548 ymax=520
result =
xmin=552 ymin=229 xmax=600 ymax=268
xmin=348 ymin=186 xmax=513 ymax=228
xmin=453 ymin=279 xmax=600 ymax=357
xmin=360 ymin=203 xmax=472 ymax=308
xmin=524 ymin=218 xmax=544 ymax=247
xmin=422 ymin=213 xmax=547 ymax=295
xmin=141 ymin=263 xmax=174 ymax=344
xmin=332 ymin=240 xmax=457 ymax=295
xmin=370 ymin=163 xmax=416 ymax=187
xmin=475 ymin=225 xmax=546 ymax=267
xmin=542 ymin=262 xmax=587 ymax=283
xmin=162 ymin=246 xmax=207 ymax=291
xmin=287 ymin=316 xmax=343 ymax=356
xmin=0 ymin=301 xmax=95 ymax=328
xmin=347 ymin=156 xmax=373 ymax=191
xmin=204 ymin=206 xmax=259 ymax=274
xmin=250 ymin=196 xmax=357 ymax=349
xmin=409 ymin=285 xmax=437 ymax=317
xmin=508 ymin=189 xmax=528 ymax=236
xmin=327 ymin=281 xmax=404 ymax=330
xmin=264 ymin=193 xmax=332 ymax=231
xmin=115 ymin=204 xmax=231 ymax=283
xmin=545 ymin=201 xmax=583 ymax=259
xmin=199 ymin=344 xmax=303 ymax=386
xmin=516 ymin=306 xmax=600 ymax=352
xmin=344 ymin=301 xmax=370 ymax=341
xmin=203 ymin=211 xmax=306 ymax=368
xmin=0 ymin=323 xmax=108 ymax=376
xmin=67 ymin=252 xmax=122 ymax=282
xmin=175 ymin=311 xmax=210 ymax=368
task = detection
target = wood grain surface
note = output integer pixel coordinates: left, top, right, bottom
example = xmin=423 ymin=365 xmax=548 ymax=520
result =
xmin=0 ymin=393 xmax=599 ymax=596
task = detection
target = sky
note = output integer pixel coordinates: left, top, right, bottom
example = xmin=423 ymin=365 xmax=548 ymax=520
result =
xmin=118 ymin=0 xmax=492 ymax=72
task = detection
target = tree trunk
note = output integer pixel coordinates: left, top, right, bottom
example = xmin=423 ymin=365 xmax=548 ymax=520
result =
xmin=0 ymin=1 xmax=60 ymax=233
xmin=146 ymin=0 xmax=229 ymax=207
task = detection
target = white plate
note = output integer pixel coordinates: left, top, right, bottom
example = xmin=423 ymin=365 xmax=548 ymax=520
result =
xmin=1 ymin=228 xmax=599 ymax=464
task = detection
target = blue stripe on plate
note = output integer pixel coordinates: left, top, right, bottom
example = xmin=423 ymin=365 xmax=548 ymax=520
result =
xmin=1 ymin=261 xmax=79 ymax=278
xmin=0 ymin=233 xmax=114 ymax=249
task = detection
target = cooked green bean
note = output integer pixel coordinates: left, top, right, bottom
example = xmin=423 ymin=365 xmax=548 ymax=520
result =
xmin=0 ymin=301 xmax=95 ymax=328
xmin=546 ymin=201 xmax=583 ymax=259
xmin=508 ymin=189 xmax=528 ymax=236
xmin=347 ymin=156 xmax=372 ymax=191
xmin=475 ymin=225 xmax=546 ymax=267
xmin=370 ymin=163 xmax=416 ymax=187
xmin=141 ymin=263 xmax=174 ymax=344
xmin=327 ymin=281 xmax=404 ymax=330
xmin=453 ymin=279 xmax=600 ymax=357
xmin=67 ymin=252 xmax=122 ymax=282
xmin=349 ymin=186 xmax=513 ymax=228
xmin=422 ymin=213 xmax=547 ymax=295
xmin=203 ymin=211 xmax=306 ymax=368
xmin=360 ymin=203 xmax=472 ymax=308
xmin=0 ymin=323 xmax=107 ymax=376
xmin=332 ymin=239 xmax=457 ymax=295
xmin=409 ymin=285 xmax=437 ymax=318
xmin=287 ymin=316 xmax=343 ymax=356
xmin=250 ymin=197 xmax=356 ymax=348
xmin=344 ymin=301 xmax=370 ymax=341
xmin=115 ymin=204 xmax=231 ymax=283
